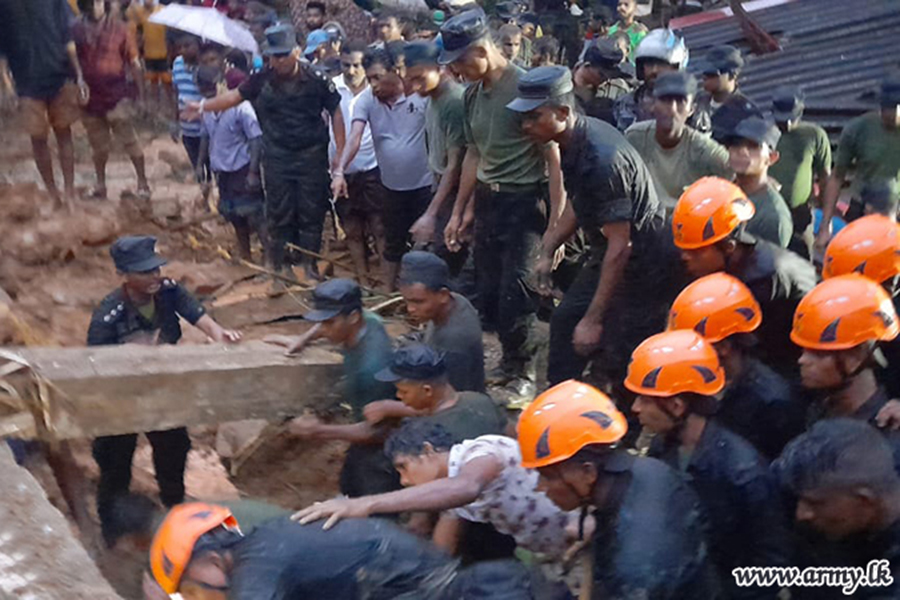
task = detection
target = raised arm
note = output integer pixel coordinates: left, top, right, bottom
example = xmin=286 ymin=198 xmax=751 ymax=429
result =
xmin=331 ymin=119 xmax=366 ymax=199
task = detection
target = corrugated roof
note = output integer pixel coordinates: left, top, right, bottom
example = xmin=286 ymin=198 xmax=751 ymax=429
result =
xmin=679 ymin=0 xmax=900 ymax=141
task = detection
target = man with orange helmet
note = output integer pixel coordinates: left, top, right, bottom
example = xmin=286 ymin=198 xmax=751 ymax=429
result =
xmin=668 ymin=273 xmax=804 ymax=459
xmin=517 ymin=380 xmax=720 ymax=599
xmin=626 ymin=330 xmax=791 ymax=599
xmin=673 ymin=176 xmax=817 ymax=374
xmin=145 ymin=502 xmax=537 ymax=600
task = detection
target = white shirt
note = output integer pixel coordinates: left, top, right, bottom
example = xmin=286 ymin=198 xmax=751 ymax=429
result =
xmin=447 ymin=435 xmax=574 ymax=557
xmin=330 ymin=75 xmax=378 ymax=174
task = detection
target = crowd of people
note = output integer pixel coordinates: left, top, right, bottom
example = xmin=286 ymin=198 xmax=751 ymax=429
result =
xmin=3 ymin=0 xmax=900 ymax=598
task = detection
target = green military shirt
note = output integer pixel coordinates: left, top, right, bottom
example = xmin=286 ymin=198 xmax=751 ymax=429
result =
xmin=770 ymin=122 xmax=831 ymax=209
xmin=342 ymin=310 xmax=395 ymax=418
xmin=625 ymin=121 xmax=732 ymax=209
xmin=745 ymin=183 xmax=793 ymax=248
xmin=463 ymin=63 xmax=546 ymax=186
xmin=425 ymin=79 xmax=466 ymax=176
xmin=835 ymin=112 xmax=900 ymax=197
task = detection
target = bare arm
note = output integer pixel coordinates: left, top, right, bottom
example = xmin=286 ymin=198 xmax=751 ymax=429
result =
xmin=432 ymin=513 xmax=463 ymax=555
xmin=816 ymin=168 xmax=846 ymax=253
xmin=336 ymin=120 xmax=366 ymax=175
xmin=813 ymin=163 xmax=832 ymax=208
xmin=411 ymin=145 xmax=464 ymax=245
xmin=583 ymin=221 xmax=631 ymax=325
xmin=195 ymin=314 xmax=241 ymax=343
xmin=66 ymin=41 xmax=84 ymax=86
xmin=331 ymin=109 xmax=346 ymax=172
xmin=444 ymin=147 xmax=480 ymax=251
xmin=544 ymin=142 xmax=566 ymax=230
xmin=183 ymin=89 xmax=244 ymax=120
xmin=289 ymin=415 xmax=380 ymax=445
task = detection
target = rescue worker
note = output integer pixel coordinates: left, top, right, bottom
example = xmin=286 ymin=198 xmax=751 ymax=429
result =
xmin=439 ymin=8 xmax=565 ymax=399
xmin=517 ymin=380 xmax=721 ymax=598
xmin=143 ymin=502 xmax=536 ymax=599
xmin=791 ymin=274 xmax=900 ymax=468
xmin=673 ymin=176 xmax=817 ymax=375
xmin=508 ymin=66 xmax=681 ymax=391
xmin=626 ymin=330 xmax=791 ymax=598
xmin=693 ymin=44 xmax=762 ymax=143
xmin=88 ymin=235 xmax=241 ymax=544
xmin=772 ymin=419 xmax=900 ymax=599
xmin=822 ymin=214 xmax=900 ymax=397
xmin=613 ymin=28 xmax=689 ymax=132
xmin=184 ymin=24 xmax=345 ymax=278
xmin=817 ymin=75 xmax=900 ymax=254
xmin=572 ymin=37 xmax=633 ymax=126
xmin=667 ymin=273 xmax=805 ymax=460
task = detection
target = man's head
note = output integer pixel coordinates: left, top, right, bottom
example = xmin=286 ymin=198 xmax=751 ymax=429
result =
xmin=773 ymin=418 xmax=900 ymax=540
xmin=177 ymin=33 xmax=202 ymax=63
xmin=700 ymin=44 xmax=743 ymax=95
xmin=791 ymin=275 xmax=899 ymax=391
xmin=616 ymin=0 xmax=636 ymax=22
xmin=199 ymin=43 xmax=225 ymax=70
xmin=398 ymin=251 xmax=452 ymax=324
xmin=508 ymin=66 xmax=575 ymax=144
xmin=517 ymin=12 xmax=538 ymax=38
xmin=304 ymin=278 xmax=365 ymax=346
xmin=652 ymin=71 xmax=697 ymax=136
xmin=364 ymin=46 xmax=404 ymax=102
xmin=195 ymin=64 xmax=223 ymax=99
xmin=587 ymin=5 xmax=613 ymax=36
xmin=438 ymin=8 xmax=492 ymax=82
xmin=725 ymin=116 xmax=781 ymax=177
xmin=498 ymin=24 xmax=522 ymax=62
xmin=150 ymin=504 xmax=243 ymax=598
xmin=305 ymin=1 xmax=326 ymax=31
xmin=323 ymin=21 xmax=346 ymax=55
xmin=530 ymin=35 xmax=559 ymax=68
xmin=340 ymin=41 xmax=368 ymax=88
xmin=672 ymin=177 xmax=756 ymax=277
xmin=771 ymin=87 xmax=804 ymax=132
xmin=385 ymin=420 xmax=459 ymax=487
xmin=580 ymin=38 xmax=626 ymax=87
xmin=376 ymin=343 xmax=450 ymax=410
xmin=880 ymin=74 xmax=900 ymax=130
xmin=376 ymin=12 xmax=404 ymax=43
xmin=402 ymin=42 xmax=442 ymax=98
xmin=624 ymin=330 xmax=724 ymax=436
xmin=860 ymin=179 xmax=900 ymax=219
xmin=518 ymin=380 xmax=628 ymax=511
xmin=263 ymin=24 xmax=301 ymax=76
xmin=303 ymin=28 xmax=330 ymax=61
xmin=111 ymin=235 xmax=168 ymax=296
xmin=79 ymin=0 xmax=107 ymax=20
xmin=633 ymin=28 xmax=688 ymax=83
xmin=248 ymin=10 xmax=277 ymax=43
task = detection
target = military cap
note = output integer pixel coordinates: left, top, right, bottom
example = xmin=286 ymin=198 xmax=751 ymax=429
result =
xmin=506 ymin=65 xmax=573 ymax=113
xmin=653 ymin=71 xmax=698 ymax=99
xmin=438 ymin=8 xmax=489 ymax=65
xmin=727 ymin=116 xmax=781 ymax=149
xmin=398 ymin=251 xmax=450 ymax=290
xmin=375 ymin=343 xmax=447 ymax=382
xmin=700 ymin=44 xmax=744 ymax=75
xmin=583 ymin=38 xmax=625 ymax=70
xmin=881 ymin=74 xmax=900 ymax=107
xmin=304 ymin=279 xmax=363 ymax=321
xmin=263 ymin=23 xmax=297 ymax=56
xmin=110 ymin=236 xmax=168 ymax=273
xmin=403 ymin=41 xmax=441 ymax=68
xmin=771 ymin=87 xmax=804 ymax=122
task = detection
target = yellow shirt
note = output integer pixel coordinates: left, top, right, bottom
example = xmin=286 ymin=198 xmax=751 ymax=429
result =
xmin=127 ymin=3 xmax=168 ymax=60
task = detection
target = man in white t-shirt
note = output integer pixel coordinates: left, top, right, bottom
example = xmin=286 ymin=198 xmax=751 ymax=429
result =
xmin=330 ymin=41 xmax=385 ymax=283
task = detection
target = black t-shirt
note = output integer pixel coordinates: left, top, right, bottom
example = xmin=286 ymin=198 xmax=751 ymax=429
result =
xmin=424 ymin=293 xmax=486 ymax=393
xmin=239 ymin=61 xmax=341 ymax=155
xmin=4 ymin=0 xmax=74 ymax=99
xmin=413 ymin=392 xmax=506 ymax=440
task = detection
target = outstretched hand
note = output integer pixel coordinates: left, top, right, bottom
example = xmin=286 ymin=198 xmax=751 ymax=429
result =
xmin=291 ymin=497 xmax=373 ymax=530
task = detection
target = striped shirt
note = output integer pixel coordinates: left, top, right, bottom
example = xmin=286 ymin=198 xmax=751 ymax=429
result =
xmin=172 ymin=55 xmax=202 ymax=137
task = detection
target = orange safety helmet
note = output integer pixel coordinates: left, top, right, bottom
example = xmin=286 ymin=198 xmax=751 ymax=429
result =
xmin=624 ymin=329 xmax=725 ymax=397
xmin=518 ymin=380 xmax=628 ymax=469
xmin=150 ymin=503 xmax=241 ymax=594
xmin=672 ymin=177 xmax=756 ymax=250
xmin=790 ymin=274 xmax=899 ymax=350
xmin=667 ymin=273 xmax=762 ymax=343
xmin=822 ymin=214 xmax=900 ymax=284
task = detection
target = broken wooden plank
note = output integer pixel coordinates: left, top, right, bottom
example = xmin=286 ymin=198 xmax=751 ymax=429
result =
xmin=5 ymin=341 xmax=344 ymax=440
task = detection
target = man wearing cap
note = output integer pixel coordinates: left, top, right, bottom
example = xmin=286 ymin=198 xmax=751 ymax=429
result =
xmin=439 ymin=8 xmax=565 ymax=397
xmin=573 ymin=38 xmax=634 ymax=125
xmin=768 ymin=87 xmax=832 ymax=259
xmin=724 ymin=116 xmax=794 ymax=248
xmin=303 ymin=28 xmax=331 ymax=63
xmin=817 ymin=75 xmax=900 ymax=254
xmin=183 ymin=24 xmax=345 ymax=279
xmin=88 ymin=235 xmax=241 ymax=544
xmin=693 ymin=44 xmax=762 ymax=144
xmin=508 ymin=66 xmax=681 ymax=391
xmin=625 ymin=71 xmax=731 ymax=211
xmin=397 ymin=251 xmax=485 ymax=393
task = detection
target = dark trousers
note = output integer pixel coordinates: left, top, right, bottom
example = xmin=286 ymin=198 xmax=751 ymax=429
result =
xmin=93 ymin=427 xmax=191 ymax=538
xmin=382 ymin=185 xmax=431 ymax=263
xmin=474 ymin=183 xmax=546 ymax=369
xmin=182 ymin=135 xmax=211 ymax=183
xmin=264 ymin=145 xmax=331 ymax=270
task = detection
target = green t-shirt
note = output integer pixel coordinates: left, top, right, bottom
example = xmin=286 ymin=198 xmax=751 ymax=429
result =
xmin=607 ymin=21 xmax=649 ymax=60
xmin=835 ymin=112 xmax=900 ymax=197
xmin=342 ymin=311 xmax=395 ymax=418
xmin=770 ymin=122 xmax=832 ymax=208
xmin=218 ymin=499 xmax=291 ymax=532
xmin=414 ymin=392 xmax=506 ymax=440
xmin=625 ymin=121 xmax=732 ymax=209
xmin=463 ymin=63 xmax=547 ymax=185
xmin=745 ymin=183 xmax=793 ymax=248
xmin=425 ymin=80 xmax=467 ymax=176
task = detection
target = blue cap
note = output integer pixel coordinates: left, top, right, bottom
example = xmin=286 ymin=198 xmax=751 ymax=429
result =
xmin=771 ymin=87 xmax=804 ymax=122
xmin=376 ymin=344 xmax=447 ymax=382
xmin=653 ymin=71 xmax=698 ymax=99
xmin=110 ymin=236 xmax=168 ymax=273
xmin=507 ymin=65 xmax=573 ymax=113
xmin=438 ymin=8 xmax=489 ymax=65
xmin=403 ymin=41 xmax=441 ymax=68
xmin=727 ymin=116 xmax=781 ymax=148
xmin=304 ymin=279 xmax=363 ymax=321
xmin=263 ymin=23 xmax=297 ymax=56
xmin=700 ymin=44 xmax=744 ymax=75
xmin=304 ymin=29 xmax=330 ymax=57
xmin=398 ymin=251 xmax=449 ymax=290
